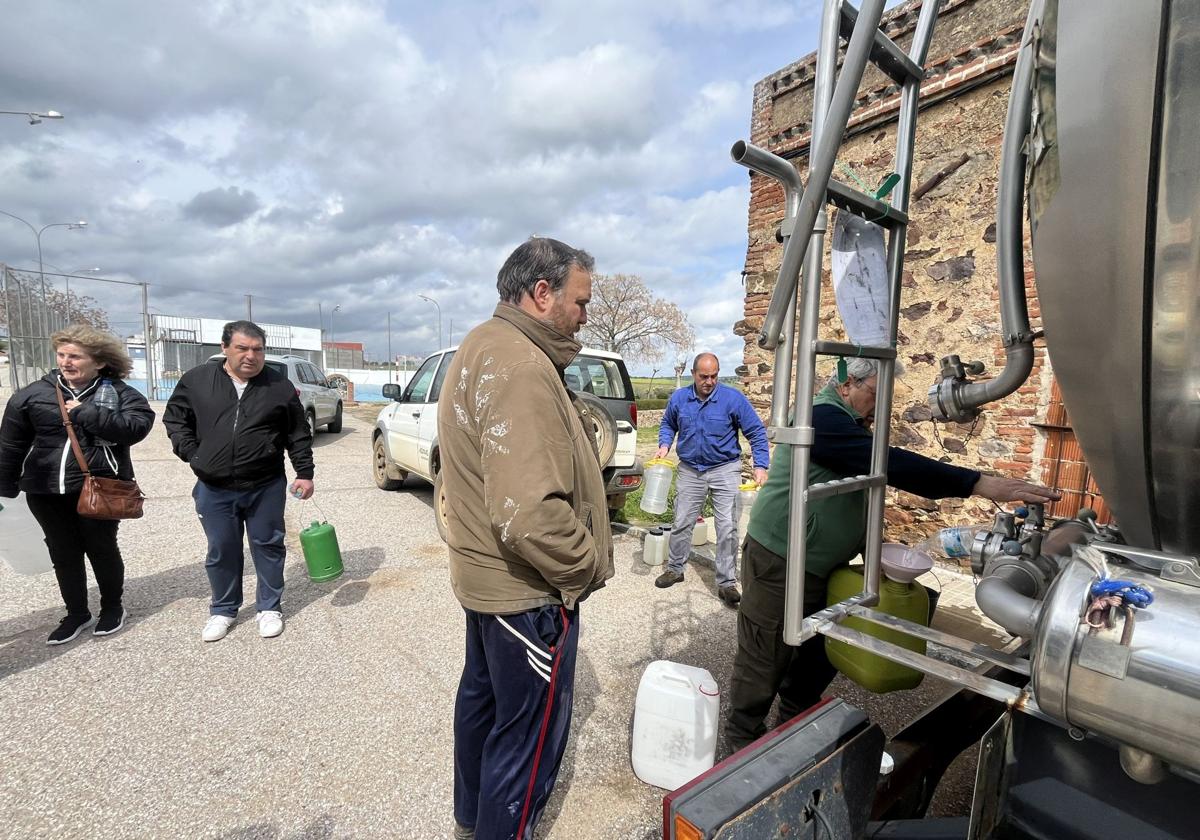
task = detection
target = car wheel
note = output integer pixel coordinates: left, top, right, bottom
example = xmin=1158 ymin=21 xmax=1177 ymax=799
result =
xmin=373 ymin=436 xmax=403 ymax=490
xmin=306 ymin=410 xmax=317 ymax=438
xmin=327 ymin=402 xmax=343 ymax=433
xmin=575 ymin=392 xmax=618 ymax=467
xmin=433 ymin=469 xmax=449 ymax=543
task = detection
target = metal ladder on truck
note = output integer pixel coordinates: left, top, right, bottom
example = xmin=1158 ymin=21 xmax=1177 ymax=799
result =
xmin=730 ymin=0 xmax=1035 ymax=706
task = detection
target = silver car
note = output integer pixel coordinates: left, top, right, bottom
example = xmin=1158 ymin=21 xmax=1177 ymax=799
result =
xmin=268 ymin=355 xmax=343 ymax=435
xmin=207 ymin=353 xmax=343 ymax=435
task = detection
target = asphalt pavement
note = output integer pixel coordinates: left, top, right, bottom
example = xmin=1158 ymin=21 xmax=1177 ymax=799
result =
xmin=0 ymin=403 xmax=996 ymax=837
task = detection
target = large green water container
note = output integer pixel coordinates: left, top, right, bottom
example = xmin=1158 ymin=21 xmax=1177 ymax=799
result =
xmin=825 ymin=566 xmax=929 ymax=693
xmin=299 ymin=520 xmax=344 ymax=582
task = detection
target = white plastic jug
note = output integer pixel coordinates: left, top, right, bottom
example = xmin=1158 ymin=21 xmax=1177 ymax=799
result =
xmin=691 ymin=516 xmax=709 ymax=547
xmin=643 ymin=528 xmax=666 ymax=566
xmin=640 ymin=459 xmax=674 ymax=515
xmin=0 ymin=494 xmax=53 ymax=576
xmin=632 ymin=660 xmax=720 ymax=790
xmin=736 ymin=482 xmax=758 ymax=535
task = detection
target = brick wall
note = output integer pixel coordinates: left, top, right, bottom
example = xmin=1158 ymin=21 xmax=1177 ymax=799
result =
xmin=737 ymin=0 xmax=1066 ymax=544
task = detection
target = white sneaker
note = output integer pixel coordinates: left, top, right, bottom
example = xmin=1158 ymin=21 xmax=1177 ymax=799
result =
xmin=257 ymin=610 xmax=284 ymax=639
xmin=202 ymin=615 xmax=236 ymax=643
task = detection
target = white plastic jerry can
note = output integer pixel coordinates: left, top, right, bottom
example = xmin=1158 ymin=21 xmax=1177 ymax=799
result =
xmin=643 ymin=528 xmax=666 ymax=566
xmin=0 ymin=494 xmax=54 ymax=576
xmin=631 ymin=660 xmax=720 ymax=790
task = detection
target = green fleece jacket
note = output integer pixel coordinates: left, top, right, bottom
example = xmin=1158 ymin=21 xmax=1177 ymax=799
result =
xmin=747 ymin=383 xmax=980 ymax=579
xmin=437 ymin=303 xmax=614 ymax=614
xmin=748 ymin=385 xmax=868 ymax=579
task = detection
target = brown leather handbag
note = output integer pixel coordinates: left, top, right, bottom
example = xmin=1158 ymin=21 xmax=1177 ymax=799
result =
xmin=56 ymin=386 xmax=145 ymax=520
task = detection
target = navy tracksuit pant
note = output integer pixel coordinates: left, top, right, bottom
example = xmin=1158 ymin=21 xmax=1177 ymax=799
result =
xmin=192 ymin=476 xmax=287 ymax=617
xmin=454 ymin=604 xmax=579 ymax=840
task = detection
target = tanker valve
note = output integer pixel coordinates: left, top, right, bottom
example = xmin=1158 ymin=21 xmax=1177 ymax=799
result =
xmin=928 ymin=355 xmax=987 ymax=422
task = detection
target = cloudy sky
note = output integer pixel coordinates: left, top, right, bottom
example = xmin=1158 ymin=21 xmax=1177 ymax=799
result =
xmin=0 ymin=0 xmax=857 ymax=374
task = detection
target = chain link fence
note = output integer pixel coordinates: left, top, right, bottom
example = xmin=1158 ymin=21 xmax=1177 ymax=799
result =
xmin=2 ymin=264 xmax=416 ymax=402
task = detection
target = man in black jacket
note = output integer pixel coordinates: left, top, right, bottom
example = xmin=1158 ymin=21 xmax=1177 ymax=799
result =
xmin=163 ymin=320 xmax=315 ymax=642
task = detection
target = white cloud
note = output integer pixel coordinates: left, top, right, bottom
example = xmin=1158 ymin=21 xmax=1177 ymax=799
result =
xmin=0 ymin=0 xmax=850 ymax=366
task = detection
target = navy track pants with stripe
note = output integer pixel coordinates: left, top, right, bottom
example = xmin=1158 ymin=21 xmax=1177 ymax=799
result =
xmin=454 ymin=604 xmax=579 ymax=840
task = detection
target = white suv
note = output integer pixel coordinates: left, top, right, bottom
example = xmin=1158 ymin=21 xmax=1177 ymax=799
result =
xmin=372 ymin=346 xmax=642 ymax=540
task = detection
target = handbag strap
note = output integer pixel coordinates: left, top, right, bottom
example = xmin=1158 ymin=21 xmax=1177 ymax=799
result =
xmin=54 ymin=384 xmax=93 ymax=478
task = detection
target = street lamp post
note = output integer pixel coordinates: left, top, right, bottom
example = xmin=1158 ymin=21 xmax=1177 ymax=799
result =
xmin=0 ymin=210 xmax=87 ymax=339
xmin=387 ymin=311 xmax=394 ymax=383
xmin=40 ymin=264 xmax=101 ymax=322
xmin=330 ymin=305 xmax=341 ymax=368
xmin=418 ymin=294 xmax=442 ymax=350
xmin=0 ymin=109 xmax=63 ymax=125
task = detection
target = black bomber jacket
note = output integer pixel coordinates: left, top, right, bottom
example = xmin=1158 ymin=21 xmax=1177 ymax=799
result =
xmin=162 ymin=359 xmax=314 ymax=490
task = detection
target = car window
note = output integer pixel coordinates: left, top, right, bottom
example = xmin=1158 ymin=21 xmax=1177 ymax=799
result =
xmin=565 ymin=356 xmax=628 ymax=399
xmin=303 ymin=363 xmax=326 ymax=386
xmin=265 ymin=361 xmax=288 ymax=378
xmin=405 ymin=354 xmax=441 ymax=403
xmin=430 ymin=351 xmax=457 ymax=402
xmin=309 ymin=364 xmax=329 ymax=386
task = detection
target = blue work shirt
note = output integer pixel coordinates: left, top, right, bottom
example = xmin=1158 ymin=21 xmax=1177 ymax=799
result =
xmin=659 ymin=383 xmax=770 ymax=472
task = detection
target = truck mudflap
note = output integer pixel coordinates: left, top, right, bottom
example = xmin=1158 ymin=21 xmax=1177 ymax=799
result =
xmin=664 ymin=698 xmax=884 ymax=839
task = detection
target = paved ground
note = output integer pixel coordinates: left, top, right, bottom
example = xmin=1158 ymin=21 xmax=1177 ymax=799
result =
xmin=1 ymin=402 xmax=1008 ymax=838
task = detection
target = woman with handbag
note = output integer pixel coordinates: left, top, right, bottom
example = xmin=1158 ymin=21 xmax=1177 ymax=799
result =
xmin=0 ymin=325 xmax=155 ymax=644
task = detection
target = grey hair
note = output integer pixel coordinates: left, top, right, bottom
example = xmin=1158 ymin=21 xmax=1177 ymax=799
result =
xmin=828 ymin=356 xmax=906 ymax=386
xmin=496 ymin=237 xmax=595 ymax=304
xmin=692 ymin=352 xmax=719 ymax=372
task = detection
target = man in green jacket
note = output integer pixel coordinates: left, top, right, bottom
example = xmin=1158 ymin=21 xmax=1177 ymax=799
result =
xmin=438 ymin=237 xmax=614 ymax=840
xmin=725 ymin=358 xmax=1059 ymax=752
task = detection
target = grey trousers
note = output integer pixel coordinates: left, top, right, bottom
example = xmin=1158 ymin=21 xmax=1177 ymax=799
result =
xmin=666 ymin=460 xmax=742 ymax=586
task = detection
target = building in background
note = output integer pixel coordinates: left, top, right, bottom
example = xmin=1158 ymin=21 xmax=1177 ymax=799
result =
xmin=322 ymin=341 xmax=363 ymax=369
xmin=736 ymin=0 xmax=1107 ymax=549
xmin=142 ymin=315 xmax=322 ymax=400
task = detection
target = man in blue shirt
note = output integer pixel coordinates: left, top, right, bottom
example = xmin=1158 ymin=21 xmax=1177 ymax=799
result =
xmin=655 ymin=353 xmax=769 ymax=604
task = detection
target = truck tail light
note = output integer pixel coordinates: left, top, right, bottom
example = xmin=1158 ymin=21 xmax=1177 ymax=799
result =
xmin=630 ymin=402 xmax=638 ymax=427
xmin=673 ymin=816 xmax=702 ymax=840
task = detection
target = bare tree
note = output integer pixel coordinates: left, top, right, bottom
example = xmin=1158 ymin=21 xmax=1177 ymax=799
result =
xmin=0 ymin=270 xmax=111 ymax=333
xmin=578 ymin=273 xmax=694 ymax=364
xmin=44 ymin=287 xmax=112 ymax=331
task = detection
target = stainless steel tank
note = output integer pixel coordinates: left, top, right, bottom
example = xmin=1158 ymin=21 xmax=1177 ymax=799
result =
xmin=1028 ymin=0 xmax=1200 ymax=557
xmin=1031 ymin=556 xmax=1200 ymax=775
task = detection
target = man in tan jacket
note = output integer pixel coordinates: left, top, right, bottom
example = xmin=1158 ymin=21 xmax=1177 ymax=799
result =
xmin=439 ymin=236 xmax=613 ymax=840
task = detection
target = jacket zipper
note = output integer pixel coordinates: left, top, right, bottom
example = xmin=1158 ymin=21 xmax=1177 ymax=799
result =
xmin=58 ymin=441 xmax=70 ymax=494
xmin=230 ymin=378 xmax=243 ymax=483
xmin=55 ymin=376 xmax=101 ymax=492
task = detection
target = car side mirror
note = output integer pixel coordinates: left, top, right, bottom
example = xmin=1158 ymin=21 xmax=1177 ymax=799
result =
xmin=382 ymin=383 xmax=403 ymax=401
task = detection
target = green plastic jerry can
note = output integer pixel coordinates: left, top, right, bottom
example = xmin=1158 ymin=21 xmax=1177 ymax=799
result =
xmin=825 ymin=565 xmax=930 ymax=693
xmin=299 ymin=520 xmax=344 ymax=582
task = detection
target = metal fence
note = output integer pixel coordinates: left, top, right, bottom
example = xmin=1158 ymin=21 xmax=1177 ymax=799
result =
xmin=2 ymin=264 xmax=360 ymax=400
xmin=2 ymin=264 xmax=150 ymax=393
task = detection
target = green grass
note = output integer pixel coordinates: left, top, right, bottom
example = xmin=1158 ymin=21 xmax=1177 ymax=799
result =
xmin=613 ymin=421 xmax=738 ymax=526
xmin=615 ymin=484 xmax=713 ymax=526
xmin=629 ymin=376 xmax=746 ymax=400
xmin=636 ymin=424 xmax=660 ymax=445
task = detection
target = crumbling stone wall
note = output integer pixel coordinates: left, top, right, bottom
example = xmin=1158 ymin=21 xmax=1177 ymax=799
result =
xmin=737 ymin=0 xmax=1051 ymax=550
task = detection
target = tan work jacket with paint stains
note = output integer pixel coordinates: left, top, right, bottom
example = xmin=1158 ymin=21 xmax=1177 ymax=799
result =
xmin=437 ymin=303 xmax=614 ymax=615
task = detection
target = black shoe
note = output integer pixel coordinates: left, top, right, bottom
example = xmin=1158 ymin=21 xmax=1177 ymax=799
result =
xmin=453 ymin=824 xmax=475 ymax=840
xmin=93 ymin=607 xmax=127 ymax=637
xmin=655 ymin=570 xmax=684 ymax=589
xmin=47 ymin=614 xmax=93 ymax=646
xmin=719 ymin=585 xmax=742 ymax=606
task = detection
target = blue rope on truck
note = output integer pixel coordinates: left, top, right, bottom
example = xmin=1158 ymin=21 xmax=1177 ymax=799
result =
xmin=1089 ymin=578 xmax=1155 ymax=609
